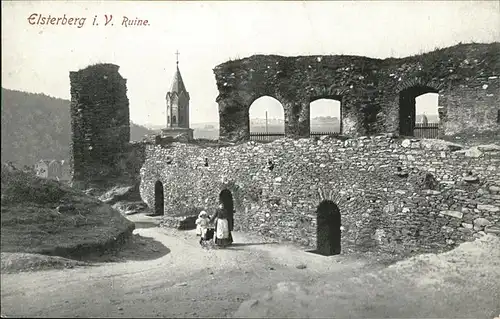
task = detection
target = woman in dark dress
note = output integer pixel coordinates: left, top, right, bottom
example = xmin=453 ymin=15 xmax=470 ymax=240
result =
xmin=210 ymin=204 xmax=233 ymax=247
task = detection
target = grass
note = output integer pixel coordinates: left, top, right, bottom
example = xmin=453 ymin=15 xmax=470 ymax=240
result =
xmin=0 ymin=168 xmax=134 ymax=258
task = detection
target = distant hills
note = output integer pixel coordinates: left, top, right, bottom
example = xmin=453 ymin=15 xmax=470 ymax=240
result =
xmin=416 ymin=114 xmax=439 ymax=123
xmin=148 ymin=117 xmax=340 ymax=129
xmin=184 ymin=114 xmax=437 ymax=137
xmin=1 ymin=88 xmax=155 ymax=167
xmin=250 ymin=117 xmax=340 ymax=126
xmin=145 ymin=117 xmax=342 ymax=139
xmin=1 ymin=86 xmax=442 ymax=167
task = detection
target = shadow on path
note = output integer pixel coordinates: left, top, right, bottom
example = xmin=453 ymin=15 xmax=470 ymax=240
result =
xmin=306 ymin=249 xmax=339 ymax=257
xmin=134 ymin=221 xmax=161 ymax=229
xmin=230 ymin=242 xmax=280 ymax=247
xmin=84 ymin=234 xmax=170 ymax=263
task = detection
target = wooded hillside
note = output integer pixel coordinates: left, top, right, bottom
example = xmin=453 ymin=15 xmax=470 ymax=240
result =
xmin=1 ymin=88 xmax=154 ymax=167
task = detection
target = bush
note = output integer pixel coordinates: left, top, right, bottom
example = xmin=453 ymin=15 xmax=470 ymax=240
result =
xmin=1 ymin=169 xmax=78 ymax=206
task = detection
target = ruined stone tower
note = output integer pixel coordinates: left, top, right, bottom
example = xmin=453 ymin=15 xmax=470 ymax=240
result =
xmin=162 ymin=52 xmax=193 ymax=140
xmin=69 ymin=63 xmax=130 ymax=188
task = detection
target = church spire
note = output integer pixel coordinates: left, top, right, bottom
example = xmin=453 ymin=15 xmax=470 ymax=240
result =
xmin=170 ymin=50 xmax=187 ymax=94
xmin=163 ymin=49 xmax=192 ymax=140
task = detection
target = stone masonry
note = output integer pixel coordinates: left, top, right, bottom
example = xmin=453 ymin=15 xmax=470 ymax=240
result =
xmin=140 ymin=135 xmax=500 ymax=255
xmin=69 ymin=63 xmax=130 ymax=188
xmin=68 ymin=45 xmax=500 ymax=256
xmin=213 ymin=43 xmax=500 ymax=142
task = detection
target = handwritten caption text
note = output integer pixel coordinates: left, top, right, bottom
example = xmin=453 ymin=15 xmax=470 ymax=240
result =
xmin=27 ymin=14 xmax=150 ymax=28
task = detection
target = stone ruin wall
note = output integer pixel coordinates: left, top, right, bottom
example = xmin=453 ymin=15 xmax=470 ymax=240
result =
xmin=67 ymin=45 xmax=500 ymax=255
xmin=69 ymin=63 xmax=130 ymax=188
xmin=213 ymin=43 xmax=500 ymax=142
xmin=140 ymin=136 xmax=500 ymax=255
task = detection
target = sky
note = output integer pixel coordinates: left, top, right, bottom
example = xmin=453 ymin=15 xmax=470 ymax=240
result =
xmin=2 ymin=1 xmax=499 ymax=126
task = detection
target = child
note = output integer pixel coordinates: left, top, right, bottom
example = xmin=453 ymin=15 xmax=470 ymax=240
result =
xmin=195 ymin=211 xmax=210 ymax=243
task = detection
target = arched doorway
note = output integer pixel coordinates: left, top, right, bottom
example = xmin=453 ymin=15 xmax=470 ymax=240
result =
xmin=154 ymin=181 xmax=164 ymax=216
xmin=315 ymin=200 xmax=341 ymax=256
xmin=399 ymin=86 xmax=439 ymax=137
xmin=219 ymin=189 xmax=235 ymax=231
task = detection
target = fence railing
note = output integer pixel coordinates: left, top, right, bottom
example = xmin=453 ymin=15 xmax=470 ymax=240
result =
xmin=413 ymin=123 xmax=439 ymax=139
xmin=250 ymin=126 xmax=438 ymax=141
xmin=249 ymin=132 xmax=285 ymax=142
xmin=249 ymin=131 xmax=340 ymax=142
xmin=310 ymin=131 xmax=341 ymax=138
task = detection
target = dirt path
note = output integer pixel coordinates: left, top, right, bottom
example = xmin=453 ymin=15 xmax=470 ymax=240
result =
xmin=1 ymin=222 xmax=499 ymax=318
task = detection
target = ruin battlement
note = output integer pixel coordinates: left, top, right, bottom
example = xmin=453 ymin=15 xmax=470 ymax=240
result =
xmin=213 ymin=42 xmax=500 ymax=142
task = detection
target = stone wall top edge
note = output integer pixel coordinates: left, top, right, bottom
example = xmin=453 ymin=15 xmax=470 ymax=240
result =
xmin=70 ymin=63 xmax=122 ymax=76
xmin=142 ymin=136 xmax=500 ymax=155
xmin=214 ymin=43 xmax=500 ymax=72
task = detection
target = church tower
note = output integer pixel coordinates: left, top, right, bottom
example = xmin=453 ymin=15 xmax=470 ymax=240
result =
xmin=162 ymin=51 xmax=193 ymax=140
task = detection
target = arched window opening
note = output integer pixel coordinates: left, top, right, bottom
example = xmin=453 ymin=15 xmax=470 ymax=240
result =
xmin=399 ymin=87 xmax=439 ymax=138
xmin=309 ymin=98 xmax=342 ymax=136
xmin=249 ymin=96 xmax=285 ymax=142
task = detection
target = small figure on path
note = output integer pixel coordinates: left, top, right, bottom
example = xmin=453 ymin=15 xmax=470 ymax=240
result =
xmin=195 ymin=210 xmax=210 ymax=243
xmin=210 ymin=203 xmax=233 ymax=247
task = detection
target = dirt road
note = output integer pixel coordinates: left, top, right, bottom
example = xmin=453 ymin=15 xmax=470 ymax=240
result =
xmin=1 ymin=221 xmax=500 ymax=318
